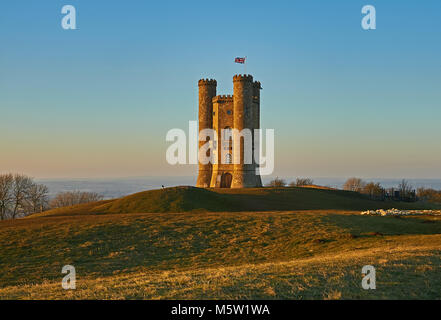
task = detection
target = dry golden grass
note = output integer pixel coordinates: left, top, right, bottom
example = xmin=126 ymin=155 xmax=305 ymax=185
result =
xmin=1 ymin=237 xmax=439 ymax=299
xmin=1 ymin=207 xmax=441 ymax=299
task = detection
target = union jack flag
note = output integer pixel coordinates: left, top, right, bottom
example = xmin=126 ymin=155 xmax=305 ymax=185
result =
xmin=235 ymin=57 xmax=246 ymax=64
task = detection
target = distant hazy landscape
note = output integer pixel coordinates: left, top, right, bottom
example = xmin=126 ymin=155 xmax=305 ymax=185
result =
xmin=37 ymin=177 xmax=441 ymax=199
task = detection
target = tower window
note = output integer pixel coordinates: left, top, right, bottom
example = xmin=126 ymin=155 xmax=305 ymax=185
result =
xmin=222 ymin=127 xmax=233 ymax=151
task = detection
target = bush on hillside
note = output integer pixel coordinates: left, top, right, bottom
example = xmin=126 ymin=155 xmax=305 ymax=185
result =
xmin=267 ymin=177 xmax=287 ymax=187
xmin=343 ymin=178 xmax=366 ymax=193
xmin=50 ymin=191 xmax=103 ymax=209
xmin=289 ymin=178 xmax=314 ymax=187
xmin=417 ymin=187 xmax=441 ymax=203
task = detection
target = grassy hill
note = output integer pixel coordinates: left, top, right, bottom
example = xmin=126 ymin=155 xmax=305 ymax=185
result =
xmin=1 ymin=210 xmax=441 ymax=299
xmin=32 ymin=186 xmax=438 ymax=217
xmin=1 ymin=186 xmax=440 ymax=299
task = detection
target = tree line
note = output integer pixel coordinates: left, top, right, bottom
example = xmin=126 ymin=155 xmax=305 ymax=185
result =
xmin=266 ymin=176 xmax=441 ymax=203
xmin=267 ymin=177 xmax=314 ymax=188
xmin=342 ymin=177 xmax=416 ymax=201
xmin=0 ymin=173 xmax=103 ymax=220
xmin=0 ymin=174 xmax=48 ymax=220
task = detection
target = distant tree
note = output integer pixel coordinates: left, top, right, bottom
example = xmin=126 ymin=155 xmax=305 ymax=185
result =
xmin=25 ymin=183 xmax=49 ymax=214
xmin=11 ymin=174 xmax=33 ymax=219
xmin=417 ymin=187 xmax=441 ymax=203
xmin=343 ymin=177 xmax=366 ymax=192
xmin=290 ymin=178 xmax=314 ymax=187
xmin=0 ymin=174 xmax=13 ymax=220
xmin=362 ymin=182 xmax=384 ymax=199
xmin=398 ymin=179 xmax=413 ymax=199
xmin=0 ymin=173 xmax=50 ymax=219
xmin=50 ymin=191 xmax=103 ymax=209
xmin=267 ymin=177 xmax=287 ymax=187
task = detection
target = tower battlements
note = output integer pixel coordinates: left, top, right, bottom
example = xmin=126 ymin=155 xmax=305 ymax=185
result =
xmin=196 ymin=74 xmax=262 ymax=189
xmin=212 ymin=95 xmax=233 ymax=103
xmin=232 ymin=74 xmax=253 ymax=82
xmin=198 ymin=79 xmax=217 ymax=86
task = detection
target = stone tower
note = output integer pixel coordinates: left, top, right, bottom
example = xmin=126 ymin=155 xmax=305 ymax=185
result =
xmin=196 ymin=74 xmax=263 ymax=188
xmin=196 ymin=79 xmax=217 ymax=188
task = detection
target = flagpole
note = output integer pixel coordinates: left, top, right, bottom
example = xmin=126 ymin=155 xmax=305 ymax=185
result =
xmin=244 ymin=56 xmax=247 ymax=74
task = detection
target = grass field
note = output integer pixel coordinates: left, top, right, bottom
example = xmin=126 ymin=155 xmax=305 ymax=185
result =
xmin=1 ymin=187 xmax=440 ymax=299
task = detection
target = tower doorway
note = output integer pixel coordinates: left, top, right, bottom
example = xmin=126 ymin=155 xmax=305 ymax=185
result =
xmin=220 ymin=173 xmax=232 ymax=188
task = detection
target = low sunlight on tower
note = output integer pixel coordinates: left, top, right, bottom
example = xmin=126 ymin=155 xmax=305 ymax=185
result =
xmin=196 ymin=74 xmax=262 ymax=188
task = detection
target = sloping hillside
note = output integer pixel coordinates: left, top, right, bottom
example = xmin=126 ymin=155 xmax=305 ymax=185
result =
xmin=2 ymin=210 xmax=441 ymax=298
xmin=31 ymin=186 xmax=438 ymax=218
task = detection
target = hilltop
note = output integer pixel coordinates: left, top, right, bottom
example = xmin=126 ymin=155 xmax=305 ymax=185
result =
xmin=31 ymin=186 xmax=438 ymax=217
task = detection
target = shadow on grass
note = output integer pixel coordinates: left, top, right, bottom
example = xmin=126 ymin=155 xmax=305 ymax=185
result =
xmin=321 ymin=213 xmax=441 ymax=238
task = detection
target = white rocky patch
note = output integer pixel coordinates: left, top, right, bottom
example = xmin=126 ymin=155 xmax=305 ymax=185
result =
xmin=360 ymin=209 xmax=441 ymax=216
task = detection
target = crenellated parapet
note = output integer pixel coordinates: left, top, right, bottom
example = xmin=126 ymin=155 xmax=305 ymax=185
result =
xmin=233 ymin=74 xmax=253 ymax=82
xmin=198 ymin=79 xmax=217 ymax=86
xmin=212 ymin=95 xmax=234 ymax=103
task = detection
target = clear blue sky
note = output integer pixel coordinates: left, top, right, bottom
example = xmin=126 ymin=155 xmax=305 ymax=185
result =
xmin=1 ymin=0 xmax=440 ymax=179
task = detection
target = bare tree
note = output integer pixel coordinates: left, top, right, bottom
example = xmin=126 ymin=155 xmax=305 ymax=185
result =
xmin=0 ymin=173 xmax=50 ymax=219
xmin=50 ymin=191 xmax=103 ymax=209
xmin=290 ymin=178 xmax=314 ymax=187
xmin=398 ymin=179 xmax=413 ymax=199
xmin=417 ymin=187 xmax=441 ymax=203
xmin=26 ymin=183 xmax=49 ymax=214
xmin=0 ymin=174 xmax=13 ymax=220
xmin=343 ymin=177 xmax=366 ymax=192
xmin=11 ymin=174 xmax=33 ymax=219
xmin=267 ymin=177 xmax=287 ymax=187
xmin=362 ymin=182 xmax=385 ymax=200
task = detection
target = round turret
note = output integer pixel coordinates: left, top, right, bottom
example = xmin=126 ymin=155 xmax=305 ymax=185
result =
xmin=231 ymin=74 xmax=254 ymax=188
xmin=196 ymin=78 xmax=217 ymax=188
